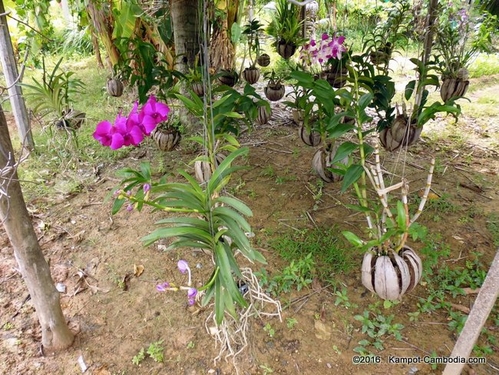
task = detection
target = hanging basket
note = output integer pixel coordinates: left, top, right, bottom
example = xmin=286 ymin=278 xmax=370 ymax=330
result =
xmin=264 ymin=84 xmax=285 ymax=101
xmin=191 ymin=81 xmax=205 ymax=96
xmin=361 ymin=246 xmax=423 ymax=300
xmin=257 ymin=53 xmax=271 ymax=67
xmin=106 ymin=77 xmax=124 ymax=97
xmin=311 ymin=142 xmax=347 ymax=183
xmin=379 ymin=114 xmax=422 ymax=152
xmin=440 ymin=70 xmax=469 ymax=102
xmin=151 ymin=127 xmax=182 ymax=151
xmin=194 ymin=154 xmax=226 ymax=184
xmin=299 ymin=125 xmax=321 ymax=147
xmin=320 ymin=67 xmax=348 ymax=88
xmin=218 ymin=70 xmax=238 ymax=87
xmin=256 ymin=104 xmax=272 ymax=125
xmin=277 ymin=40 xmax=297 ymax=59
xmin=243 ymin=67 xmax=260 ymax=84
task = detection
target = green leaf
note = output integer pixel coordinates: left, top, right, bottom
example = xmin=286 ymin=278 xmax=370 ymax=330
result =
xmin=331 ymin=141 xmax=358 ymax=164
xmin=141 ymin=227 xmax=213 ymax=247
xmin=404 ymin=80 xmax=416 ymax=101
xmin=214 ymin=196 xmax=253 ymax=217
xmin=396 ymin=201 xmax=407 ymax=230
xmin=342 ymin=231 xmax=364 ymax=247
xmin=358 ymin=92 xmax=374 ymax=110
xmin=341 ymin=164 xmax=364 ymax=192
xmin=111 ymin=198 xmax=126 ymax=215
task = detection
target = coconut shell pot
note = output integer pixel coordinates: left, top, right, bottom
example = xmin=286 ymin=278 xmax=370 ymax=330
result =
xmin=320 ymin=67 xmax=348 ymax=88
xmin=256 ymin=104 xmax=272 ymax=125
xmin=56 ymin=109 xmax=86 ymax=129
xmin=277 ymin=40 xmax=297 ymax=59
xmin=299 ymin=126 xmax=321 ymax=147
xmin=379 ymin=114 xmax=422 ymax=152
xmin=194 ymin=154 xmax=227 ymax=184
xmin=311 ymin=142 xmax=347 ymax=183
xmin=440 ymin=69 xmax=469 ymax=101
xmin=257 ymin=53 xmax=271 ymax=67
xmin=243 ymin=67 xmax=260 ymax=84
xmin=361 ymin=246 xmax=423 ymax=300
xmin=107 ymin=77 xmax=124 ymax=97
xmin=191 ymin=81 xmax=205 ymax=96
xmin=218 ymin=70 xmax=238 ymax=87
xmin=151 ymin=127 xmax=182 ymax=151
xmin=264 ymin=84 xmax=285 ymax=101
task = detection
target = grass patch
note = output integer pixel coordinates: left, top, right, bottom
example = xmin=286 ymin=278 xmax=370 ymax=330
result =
xmin=486 ymin=213 xmax=499 ymax=247
xmin=268 ymin=226 xmax=356 ymax=283
xmin=469 ymin=53 xmax=499 ymax=78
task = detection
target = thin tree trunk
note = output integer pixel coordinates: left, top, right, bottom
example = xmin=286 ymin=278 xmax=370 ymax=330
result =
xmin=0 ymin=105 xmax=74 ymax=353
xmin=0 ymin=0 xmax=34 ymax=150
xmin=170 ymin=0 xmax=200 ymax=73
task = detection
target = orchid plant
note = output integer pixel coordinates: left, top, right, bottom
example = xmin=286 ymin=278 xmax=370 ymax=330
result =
xmin=156 ymin=260 xmax=198 ymax=306
xmin=299 ymin=33 xmax=347 ymax=73
xmin=93 ymin=95 xmax=170 ymax=150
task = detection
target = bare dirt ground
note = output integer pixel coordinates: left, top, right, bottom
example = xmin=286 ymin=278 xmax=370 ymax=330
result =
xmin=1 ymin=77 xmax=499 ymax=375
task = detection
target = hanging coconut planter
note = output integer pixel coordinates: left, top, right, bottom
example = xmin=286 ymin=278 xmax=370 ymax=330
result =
xmin=277 ymin=40 xmax=297 ymax=59
xmin=218 ymin=70 xmax=238 ymax=87
xmin=257 ymin=53 xmax=271 ymax=67
xmin=243 ymin=67 xmax=260 ymax=84
xmin=299 ymin=125 xmax=321 ymax=146
xmin=106 ymin=77 xmax=124 ymax=97
xmin=151 ymin=126 xmax=182 ymax=151
xmin=311 ymin=142 xmax=347 ymax=183
xmin=256 ymin=104 xmax=272 ymax=125
xmin=320 ymin=67 xmax=348 ymax=88
xmin=379 ymin=114 xmax=422 ymax=152
xmin=361 ymin=246 xmax=423 ymax=300
xmin=194 ymin=154 xmax=226 ymax=184
xmin=191 ymin=81 xmax=205 ymax=96
xmin=56 ymin=109 xmax=86 ymax=129
xmin=264 ymin=83 xmax=285 ymax=102
xmin=440 ymin=68 xmax=469 ymax=102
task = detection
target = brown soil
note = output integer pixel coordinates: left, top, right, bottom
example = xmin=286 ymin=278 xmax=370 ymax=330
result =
xmin=1 ymin=81 xmax=499 ymax=375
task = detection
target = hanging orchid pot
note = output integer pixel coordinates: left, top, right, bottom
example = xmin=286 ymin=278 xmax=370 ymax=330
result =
xmin=277 ymin=40 xmax=297 ymax=59
xmin=361 ymin=246 xmax=423 ymax=300
xmin=320 ymin=67 xmax=348 ymax=88
xmin=218 ymin=70 xmax=239 ymax=87
xmin=264 ymin=83 xmax=285 ymax=101
xmin=106 ymin=77 xmax=124 ymax=97
xmin=292 ymin=109 xmax=304 ymax=125
xmin=257 ymin=53 xmax=271 ymax=67
xmin=194 ymin=154 xmax=226 ymax=184
xmin=299 ymin=125 xmax=321 ymax=146
xmin=256 ymin=104 xmax=272 ymax=125
xmin=191 ymin=81 xmax=205 ymax=96
xmin=379 ymin=114 xmax=422 ymax=152
xmin=151 ymin=126 xmax=182 ymax=152
xmin=56 ymin=109 xmax=86 ymax=129
xmin=369 ymin=42 xmax=393 ymax=66
xmin=440 ymin=69 xmax=469 ymax=102
xmin=243 ymin=67 xmax=260 ymax=84
xmin=311 ymin=142 xmax=347 ymax=183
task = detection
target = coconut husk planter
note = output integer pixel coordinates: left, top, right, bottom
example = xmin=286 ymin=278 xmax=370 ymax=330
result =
xmin=106 ymin=77 xmax=124 ymax=97
xmin=151 ymin=127 xmax=181 ymax=151
xmin=277 ymin=40 xmax=297 ymax=59
xmin=264 ymin=84 xmax=285 ymax=101
xmin=257 ymin=53 xmax=271 ymax=67
xmin=299 ymin=125 xmax=321 ymax=146
xmin=311 ymin=141 xmax=347 ymax=183
xmin=243 ymin=67 xmax=260 ymax=85
xmin=440 ymin=69 xmax=470 ymax=101
xmin=379 ymin=114 xmax=422 ymax=151
xmin=256 ymin=104 xmax=272 ymax=125
xmin=362 ymin=246 xmax=423 ymax=300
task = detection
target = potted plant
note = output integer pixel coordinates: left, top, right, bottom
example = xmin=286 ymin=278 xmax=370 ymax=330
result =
xmin=185 ymin=61 xmax=206 ymax=97
xmin=264 ymin=70 xmax=286 ymax=102
xmin=217 ymin=69 xmax=239 ymax=87
xmin=242 ymin=19 xmax=264 ymax=84
xmin=433 ymin=4 xmax=494 ymax=101
xmin=150 ymin=114 xmax=183 ymax=152
xmin=266 ymin=0 xmax=305 ymax=59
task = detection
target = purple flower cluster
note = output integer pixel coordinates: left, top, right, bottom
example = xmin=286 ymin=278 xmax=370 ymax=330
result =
xmin=93 ymin=95 xmax=170 ymax=150
xmin=300 ymin=33 xmax=347 ymax=66
xmin=156 ymin=260 xmax=198 ymax=306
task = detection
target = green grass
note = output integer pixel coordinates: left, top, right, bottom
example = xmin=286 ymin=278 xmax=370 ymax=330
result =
xmin=469 ymin=53 xmax=499 ymax=78
xmin=268 ymin=226 xmax=356 ymax=283
xmin=486 ymin=213 xmax=499 ymax=247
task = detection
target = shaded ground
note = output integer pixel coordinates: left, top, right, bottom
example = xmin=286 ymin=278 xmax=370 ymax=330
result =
xmin=1 ymin=76 xmax=499 ymax=375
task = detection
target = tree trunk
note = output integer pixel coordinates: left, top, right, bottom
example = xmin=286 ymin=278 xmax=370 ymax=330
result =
xmin=0 ymin=0 xmax=34 ymax=150
xmin=0 ymin=105 xmax=74 ymax=353
xmin=86 ymin=0 xmax=120 ymax=68
xmin=170 ymin=0 xmax=200 ymax=73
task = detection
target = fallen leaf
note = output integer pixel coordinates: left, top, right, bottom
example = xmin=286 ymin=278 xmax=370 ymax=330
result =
xmin=314 ymin=319 xmax=332 ymax=340
xmin=133 ymin=264 xmax=144 ymax=277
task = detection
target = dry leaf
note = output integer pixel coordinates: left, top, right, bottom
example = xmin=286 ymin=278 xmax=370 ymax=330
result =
xmin=133 ymin=264 xmax=144 ymax=277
